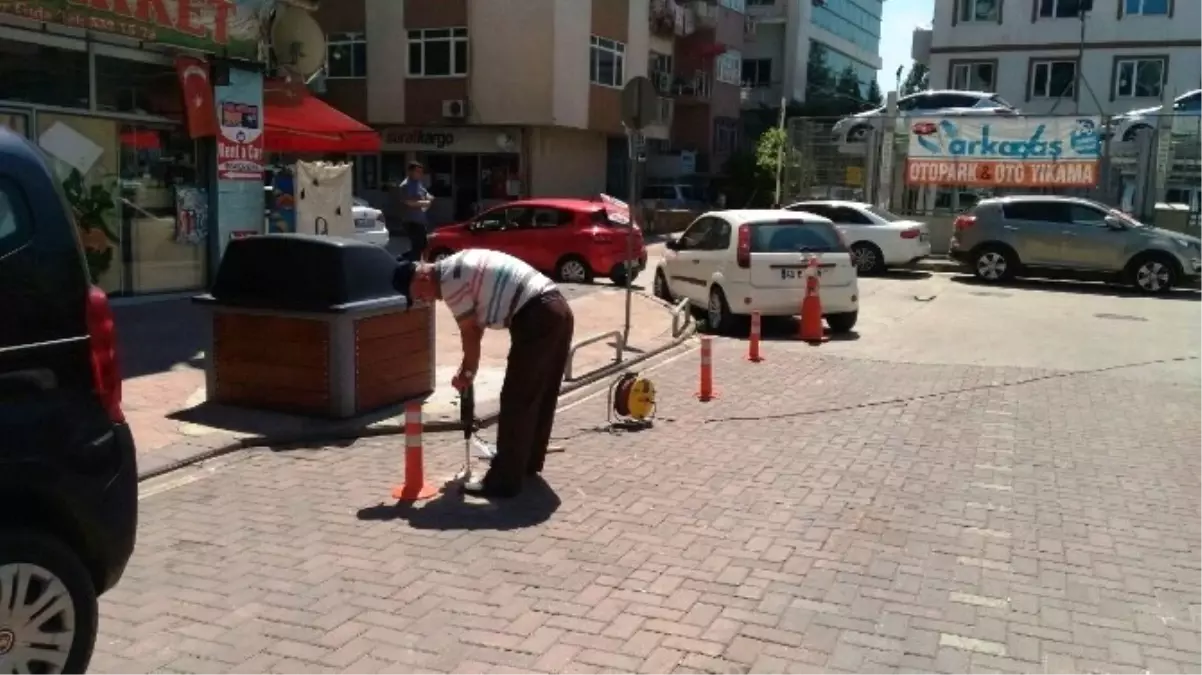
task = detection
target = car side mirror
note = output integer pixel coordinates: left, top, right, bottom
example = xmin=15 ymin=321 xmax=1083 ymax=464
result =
xmin=1104 ymin=216 xmax=1126 ymax=230
xmin=665 ymin=237 xmax=682 ymax=251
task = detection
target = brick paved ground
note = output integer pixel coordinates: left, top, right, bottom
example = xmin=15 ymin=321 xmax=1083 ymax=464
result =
xmin=114 ymin=280 xmax=675 ymax=464
xmin=94 ymin=299 xmax=1201 ymax=674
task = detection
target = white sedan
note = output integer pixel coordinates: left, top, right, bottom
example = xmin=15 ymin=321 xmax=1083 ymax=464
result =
xmin=352 ymin=196 xmax=389 ymax=246
xmin=785 ymin=200 xmax=931 ymax=275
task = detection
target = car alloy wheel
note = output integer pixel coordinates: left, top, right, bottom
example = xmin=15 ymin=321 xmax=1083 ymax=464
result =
xmin=850 ymin=245 xmax=878 ymax=274
xmin=976 ymin=251 xmax=1007 ymax=280
xmin=0 ymin=563 xmax=76 ymax=674
xmin=559 ymin=260 xmax=588 ymax=283
xmin=1135 ymin=260 xmax=1171 ymax=292
xmin=654 ymin=270 xmax=671 ymax=301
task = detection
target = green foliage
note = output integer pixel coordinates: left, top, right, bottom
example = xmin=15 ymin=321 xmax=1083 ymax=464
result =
xmin=901 ymin=63 xmax=929 ymax=96
xmin=866 ymin=79 xmax=883 ymax=107
xmin=61 ymin=168 xmax=118 ymax=283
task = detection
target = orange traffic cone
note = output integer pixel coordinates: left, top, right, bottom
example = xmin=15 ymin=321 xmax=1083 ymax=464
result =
xmin=799 ymin=259 xmax=825 ymax=344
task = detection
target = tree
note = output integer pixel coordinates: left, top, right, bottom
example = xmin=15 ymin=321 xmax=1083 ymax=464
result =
xmin=900 ymin=63 xmax=929 ymax=96
xmin=866 ymin=79 xmax=883 ymax=107
xmin=806 ymin=43 xmax=833 ymax=99
xmin=835 ymin=65 xmax=863 ymax=101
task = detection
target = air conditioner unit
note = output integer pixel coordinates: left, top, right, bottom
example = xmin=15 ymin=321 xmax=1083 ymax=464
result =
xmin=441 ymin=99 xmax=467 ymax=119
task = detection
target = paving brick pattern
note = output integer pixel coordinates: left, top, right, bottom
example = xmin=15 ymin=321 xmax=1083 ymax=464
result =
xmin=94 ymin=339 xmax=1201 ymax=674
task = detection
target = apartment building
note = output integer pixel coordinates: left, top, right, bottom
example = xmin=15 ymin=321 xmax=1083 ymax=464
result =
xmin=741 ymin=0 xmax=884 ymax=109
xmin=312 ymin=0 xmax=747 ymax=221
xmin=912 ymin=0 xmax=1201 ymax=116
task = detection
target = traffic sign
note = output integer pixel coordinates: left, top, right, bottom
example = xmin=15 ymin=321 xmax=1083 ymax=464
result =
xmin=621 ymin=76 xmax=659 ymax=131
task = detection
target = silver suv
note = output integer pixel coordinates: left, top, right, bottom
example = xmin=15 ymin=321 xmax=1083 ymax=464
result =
xmin=949 ymin=196 xmax=1201 ymax=293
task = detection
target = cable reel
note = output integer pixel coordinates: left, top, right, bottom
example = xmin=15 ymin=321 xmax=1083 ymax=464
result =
xmin=607 ymin=371 xmax=657 ymax=429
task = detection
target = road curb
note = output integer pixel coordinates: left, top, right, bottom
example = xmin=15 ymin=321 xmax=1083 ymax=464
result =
xmin=137 ymin=297 xmax=696 ymax=482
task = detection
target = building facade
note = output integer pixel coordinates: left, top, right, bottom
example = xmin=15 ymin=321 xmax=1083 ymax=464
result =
xmin=912 ymin=0 xmax=1201 ymax=115
xmin=313 ymin=0 xmax=748 ymax=217
xmin=741 ymin=0 xmax=884 ymax=109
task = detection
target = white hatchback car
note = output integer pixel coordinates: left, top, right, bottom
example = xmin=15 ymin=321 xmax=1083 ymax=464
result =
xmin=785 ymin=200 xmax=932 ymax=275
xmin=352 ymin=196 xmax=389 ymax=246
xmin=653 ymin=210 xmax=860 ymax=334
xmin=832 ymin=90 xmax=1017 ymax=144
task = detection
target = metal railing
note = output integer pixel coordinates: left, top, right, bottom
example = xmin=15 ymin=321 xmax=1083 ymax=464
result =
xmin=563 ymin=330 xmax=624 ymax=383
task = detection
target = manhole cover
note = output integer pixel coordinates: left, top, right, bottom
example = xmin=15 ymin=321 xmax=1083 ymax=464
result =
xmin=969 ymin=291 xmax=1011 ymax=298
xmin=1094 ymin=312 xmax=1147 ymax=322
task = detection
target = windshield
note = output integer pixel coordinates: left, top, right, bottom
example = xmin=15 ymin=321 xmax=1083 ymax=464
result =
xmin=865 ymin=205 xmax=906 ymax=222
xmin=749 ymin=221 xmax=847 ymax=253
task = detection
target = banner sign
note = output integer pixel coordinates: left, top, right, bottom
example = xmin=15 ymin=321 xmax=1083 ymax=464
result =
xmin=213 ymin=66 xmax=264 ymax=265
xmin=905 ymin=116 xmax=1102 ymax=188
xmin=215 ymin=67 xmax=263 ymax=181
xmin=0 ymin=0 xmax=272 ymax=61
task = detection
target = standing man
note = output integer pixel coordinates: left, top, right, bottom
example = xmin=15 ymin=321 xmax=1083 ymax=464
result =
xmin=386 ymin=161 xmax=433 ymax=260
xmin=394 ymin=249 xmax=574 ymax=499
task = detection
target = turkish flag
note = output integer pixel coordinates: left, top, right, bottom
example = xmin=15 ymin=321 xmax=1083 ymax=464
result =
xmin=175 ymin=56 xmax=217 ymax=138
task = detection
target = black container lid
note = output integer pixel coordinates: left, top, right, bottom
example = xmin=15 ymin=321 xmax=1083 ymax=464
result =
xmin=201 ymin=234 xmax=405 ymax=312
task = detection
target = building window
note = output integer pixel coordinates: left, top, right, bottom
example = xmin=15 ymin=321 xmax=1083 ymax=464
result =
xmin=719 ymin=0 xmax=746 ymax=13
xmin=1113 ymin=57 xmax=1165 ymax=98
xmin=742 ymin=58 xmax=772 ymax=87
xmin=950 ymin=61 xmax=995 ymax=91
xmin=1125 ymin=0 xmax=1169 ymax=15
xmin=714 ymin=118 xmax=739 ymax=154
xmin=957 ymin=0 xmax=999 ymax=22
xmin=1029 ymin=59 xmax=1076 ymax=98
xmin=747 ymin=0 xmax=774 ymax=5
xmin=0 ymin=39 xmax=90 ymax=109
xmin=1038 ymin=0 xmax=1088 ymax=18
xmin=590 ymin=36 xmax=626 ymax=88
xmin=812 ymin=0 xmax=882 ymax=54
xmin=327 ymin=32 xmax=367 ymax=79
xmin=715 ymin=49 xmax=742 ymax=86
xmin=407 ymin=28 xmax=469 ymax=78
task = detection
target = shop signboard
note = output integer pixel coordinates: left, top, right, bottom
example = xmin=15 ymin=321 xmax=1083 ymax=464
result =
xmin=905 ymin=116 xmax=1102 ymax=188
xmin=212 ymin=66 xmax=264 ymax=266
xmin=381 ymin=127 xmax=523 ymax=154
xmin=0 ymin=0 xmax=271 ymax=60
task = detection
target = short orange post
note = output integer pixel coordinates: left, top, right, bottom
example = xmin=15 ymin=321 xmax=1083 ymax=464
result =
xmin=696 ymin=335 xmax=717 ymax=401
xmin=391 ymin=401 xmax=439 ymax=501
xmin=747 ymin=311 xmax=764 ymax=362
xmin=799 ymin=258 xmax=826 ymax=344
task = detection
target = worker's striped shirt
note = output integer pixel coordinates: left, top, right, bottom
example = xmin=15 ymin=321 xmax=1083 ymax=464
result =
xmin=435 ymin=249 xmax=557 ymax=329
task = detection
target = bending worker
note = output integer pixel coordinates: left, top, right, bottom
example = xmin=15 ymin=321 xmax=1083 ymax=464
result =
xmin=393 ymin=249 xmax=575 ymax=499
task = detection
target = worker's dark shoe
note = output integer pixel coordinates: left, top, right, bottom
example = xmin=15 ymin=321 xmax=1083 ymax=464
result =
xmin=461 ymin=480 xmax=520 ymax=499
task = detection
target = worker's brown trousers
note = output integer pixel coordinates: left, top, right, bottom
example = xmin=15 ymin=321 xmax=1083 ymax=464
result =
xmin=485 ymin=291 xmax=574 ymax=494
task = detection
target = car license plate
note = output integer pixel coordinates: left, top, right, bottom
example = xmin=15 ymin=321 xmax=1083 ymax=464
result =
xmin=779 ymin=268 xmax=819 ymax=280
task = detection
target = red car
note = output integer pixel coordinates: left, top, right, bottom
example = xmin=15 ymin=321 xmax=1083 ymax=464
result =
xmin=425 ymin=198 xmax=648 ymax=284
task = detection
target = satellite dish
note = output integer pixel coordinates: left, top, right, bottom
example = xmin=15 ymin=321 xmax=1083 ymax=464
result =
xmin=270 ymin=6 xmax=327 ymax=80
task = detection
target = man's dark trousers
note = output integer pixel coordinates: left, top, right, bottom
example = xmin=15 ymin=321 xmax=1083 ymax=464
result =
xmin=484 ymin=291 xmax=575 ymax=494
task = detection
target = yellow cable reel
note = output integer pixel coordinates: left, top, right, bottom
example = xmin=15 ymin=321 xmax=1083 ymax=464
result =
xmin=608 ymin=372 xmax=657 ymax=427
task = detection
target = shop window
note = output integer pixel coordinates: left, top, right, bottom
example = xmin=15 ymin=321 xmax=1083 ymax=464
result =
xmin=327 ymin=32 xmax=367 ymax=79
xmin=407 ymin=28 xmax=469 ymax=78
xmin=95 ymin=56 xmax=182 ymax=118
xmin=118 ymin=124 xmax=206 ymax=294
xmin=0 ymin=40 xmax=90 ymax=109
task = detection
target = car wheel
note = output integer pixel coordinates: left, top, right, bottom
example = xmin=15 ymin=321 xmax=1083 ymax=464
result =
xmin=972 ymin=245 xmax=1017 ymax=283
xmin=0 ymin=529 xmax=98 ymax=675
xmin=846 ymin=125 xmax=871 ymax=143
xmin=849 ymin=242 xmax=886 ymax=276
xmin=706 ymin=286 xmax=736 ymax=335
xmin=653 ymin=269 xmax=674 ymax=302
xmin=1128 ymin=253 xmax=1178 ymax=294
xmin=556 ymin=256 xmax=594 ymax=284
xmin=429 ymin=248 xmax=453 ymax=263
xmin=826 ymin=311 xmax=858 ymax=334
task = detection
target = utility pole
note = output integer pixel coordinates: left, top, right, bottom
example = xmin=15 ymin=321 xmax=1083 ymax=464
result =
xmin=772 ymin=96 xmax=787 ymax=207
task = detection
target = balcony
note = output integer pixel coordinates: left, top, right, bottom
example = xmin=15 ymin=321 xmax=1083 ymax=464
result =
xmin=650 ymin=0 xmax=696 ymax=37
xmin=688 ymin=0 xmax=719 ymax=30
xmin=643 ymin=97 xmax=675 ymax=141
xmin=670 ymin=72 xmax=712 ymax=105
xmin=747 ymin=0 xmax=786 ymax=23
xmin=740 ymin=84 xmax=782 ymax=108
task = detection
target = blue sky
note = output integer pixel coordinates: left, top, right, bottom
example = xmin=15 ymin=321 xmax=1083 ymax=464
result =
xmin=877 ymin=0 xmax=934 ymax=93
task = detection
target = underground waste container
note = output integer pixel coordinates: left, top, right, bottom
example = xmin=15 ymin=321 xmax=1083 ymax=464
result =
xmin=194 ymin=234 xmax=434 ymax=418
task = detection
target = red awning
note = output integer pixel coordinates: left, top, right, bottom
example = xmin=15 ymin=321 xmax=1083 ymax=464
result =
xmin=263 ymin=85 xmax=380 ymax=154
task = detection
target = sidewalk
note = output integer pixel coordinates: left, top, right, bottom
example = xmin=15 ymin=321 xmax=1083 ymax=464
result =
xmin=116 ymin=286 xmax=686 ymax=478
